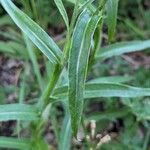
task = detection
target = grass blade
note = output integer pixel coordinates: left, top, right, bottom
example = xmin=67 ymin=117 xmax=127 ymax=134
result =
xmin=86 ymin=83 xmax=150 ymax=98
xmin=0 ymin=0 xmax=63 ymax=64
xmin=53 ymin=83 xmax=150 ymax=99
xmin=0 ymin=137 xmax=30 ymax=150
xmin=54 ymin=0 xmax=69 ymax=30
xmin=95 ymin=40 xmax=150 ymax=60
xmin=87 ymin=107 xmax=130 ymax=121
xmin=69 ymin=10 xmax=102 ymax=136
xmin=24 ymin=34 xmax=44 ymax=91
xmin=88 ymin=76 xmax=133 ymax=84
xmin=0 ymin=28 xmax=23 ymax=43
xmin=58 ymin=101 xmax=71 ymax=150
xmin=68 ymin=10 xmax=91 ymax=136
xmin=59 ymin=114 xmax=71 ymax=150
xmin=79 ymin=0 xmax=96 ymax=13
xmin=106 ymin=0 xmax=119 ymax=42
xmin=0 ymin=104 xmax=39 ymax=122
xmin=0 ymin=41 xmax=28 ymax=59
xmin=0 ymin=41 xmax=15 ymax=53
xmin=125 ymin=19 xmax=145 ymax=38
xmin=0 ymin=14 xmax=13 ymax=26
xmin=67 ymin=0 xmax=95 ymax=12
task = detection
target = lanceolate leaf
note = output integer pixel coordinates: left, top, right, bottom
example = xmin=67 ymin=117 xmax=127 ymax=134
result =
xmin=0 ymin=137 xmax=30 ymax=150
xmin=106 ymin=0 xmax=119 ymax=42
xmin=86 ymin=83 xmax=150 ymax=98
xmin=95 ymin=40 xmax=150 ymax=60
xmin=69 ymin=10 xmax=91 ymax=136
xmin=69 ymin=10 xmax=103 ymax=136
xmin=0 ymin=0 xmax=63 ymax=64
xmin=53 ymin=83 xmax=150 ymax=99
xmin=88 ymin=76 xmax=133 ymax=84
xmin=0 ymin=104 xmax=39 ymax=121
xmin=54 ymin=0 xmax=69 ymax=30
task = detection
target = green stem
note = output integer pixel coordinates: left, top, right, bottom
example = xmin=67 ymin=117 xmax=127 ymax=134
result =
xmin=35 ymin=64 xmax=62 ymax=138
xmin=39 ymin=64 xmax=62 ymax=110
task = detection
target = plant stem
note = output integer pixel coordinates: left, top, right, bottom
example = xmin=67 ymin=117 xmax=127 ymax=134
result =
xmin=39 ymin=64 xmax=62 ymax=110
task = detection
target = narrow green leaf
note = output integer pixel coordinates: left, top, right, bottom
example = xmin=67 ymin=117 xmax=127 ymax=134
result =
xmin=69 ymin=10 xmax=91 ymax=136
xmin=85 ymin=83 xmax=150 ymax=98
xmin=24 ymin=34 xmax=44 ymax=91
xmin=58 ymin=101 xmax=71 ymax=150
xmin=0 ymin=40 xmax=27 ymax=58
xmin=95 ymin=40 xmax=150 ymax=60
xmin=53 ymin=83 xmax=150 ymax=99
xmin=0 ymin=137 xmax=30 ymax=150
xmin=0 ymin=0 xmax=63 ymax=64
xmin=88 ymin=76 xmax=133 ymax=84
xmin=0 ymin=28 xmax=23 ymax=43
xmin=0 ymin=104 xmax=39 ymax=122
xmin=18 ymin=72 xmax=26 ymax=104
xmin=59 ymin=115 xmax=71 ymax=150
xmin=87 ymin=107 xmax=130 ymax=121
xmin=8 ymin=41 xmax=28 ymax=58
xmin=0 ymin=41 xmax=15 ymax=53
xmin=79 ymin=0 xmax=96 ymax=13
xmin=125 ymin=19 xmax=145 ymax=38
xmin=0 ymin=15 xmax=13 ymax=26
xmin=54 ymin=0 xmax=69 ymax=30
xmin=69 ymin=10 xmax=102 ymax=136
xmin=67 ymin=0 xmax=95 ymax=11
xmin=106 ymin=0 xmax=119 ymax=42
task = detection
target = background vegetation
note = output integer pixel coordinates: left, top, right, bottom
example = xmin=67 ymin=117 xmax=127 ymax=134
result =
xmin=0 ymin=0 xmax=150 ymax=150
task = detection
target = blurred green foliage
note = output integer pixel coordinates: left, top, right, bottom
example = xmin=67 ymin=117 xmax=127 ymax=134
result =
xmin=0 ymin=0 xmax=149 ymax=149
